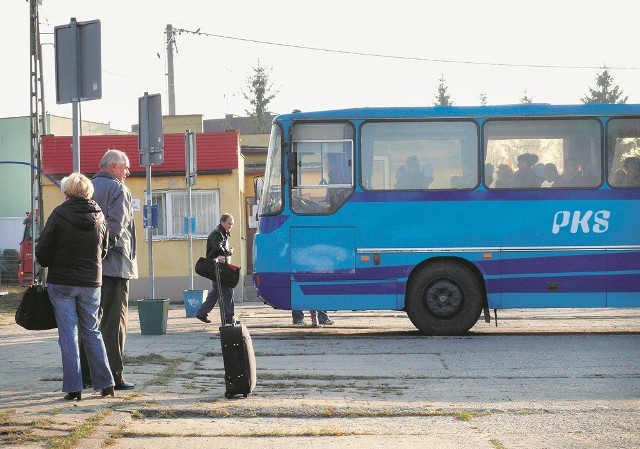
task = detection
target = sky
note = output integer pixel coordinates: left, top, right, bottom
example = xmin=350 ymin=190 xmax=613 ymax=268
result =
xmin=3 ymin=0 xmax=640 ymax=132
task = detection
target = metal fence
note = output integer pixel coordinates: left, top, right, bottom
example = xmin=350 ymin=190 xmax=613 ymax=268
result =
xmin=0 ymin=249 xmax=19 ymax=285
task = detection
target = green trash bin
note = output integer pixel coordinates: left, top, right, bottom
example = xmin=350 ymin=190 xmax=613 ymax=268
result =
xmin=137 ymin=299 xmax=170 ymax=335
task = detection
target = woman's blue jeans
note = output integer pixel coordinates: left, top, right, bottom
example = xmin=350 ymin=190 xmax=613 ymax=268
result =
xmin=48 ymin=283 xmax=114 ymax=393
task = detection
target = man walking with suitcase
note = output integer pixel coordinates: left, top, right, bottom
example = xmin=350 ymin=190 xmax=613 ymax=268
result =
xmin=196 ymin=213 xmax=237 ymax=325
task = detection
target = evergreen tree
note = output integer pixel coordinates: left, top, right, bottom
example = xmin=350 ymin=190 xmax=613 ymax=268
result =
xmin=520 ymin=89 xmax=533 ymax=104
xmin=581 ymin=66 xmax=628 ymax=104
xmin=243 ymin=60 xmax=279 ymax=132
xmin=479 ymin=93 xmax=488 ymax=106
xmin=433 ymin=75 xmax=454 ymax=106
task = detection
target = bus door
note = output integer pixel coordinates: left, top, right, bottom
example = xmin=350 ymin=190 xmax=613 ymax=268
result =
xmin=290 ymin=226 xmax=358 ymax=310
xmin=288 ymin=121 xmax=395 ymax=310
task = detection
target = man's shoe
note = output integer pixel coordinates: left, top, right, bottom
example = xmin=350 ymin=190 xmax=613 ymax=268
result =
xmin=114 ymin=381 xmax=135 ymax=391
xmin=292 ymin=320 xmax=306 ymax=325
xmin=196 ymin=314 xmax=211 ymax=323
xmin=319 ymin=319 xmax=335 ymax=325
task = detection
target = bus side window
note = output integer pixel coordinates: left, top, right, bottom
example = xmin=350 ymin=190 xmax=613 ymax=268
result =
xmin=606 ymin=119 xmax=640 ymax=188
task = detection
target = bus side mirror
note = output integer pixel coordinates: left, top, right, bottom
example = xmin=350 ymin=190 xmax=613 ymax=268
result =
xmin=254 ymin=177 xmax=264 ymax=204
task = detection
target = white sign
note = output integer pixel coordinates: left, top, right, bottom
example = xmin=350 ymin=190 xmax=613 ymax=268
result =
xmin=131 ymin=198 xmax=141 ymax=212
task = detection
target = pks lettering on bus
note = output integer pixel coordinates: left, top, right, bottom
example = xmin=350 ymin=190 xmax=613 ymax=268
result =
xmin=552 ymin=210 xmax=610 ymax=234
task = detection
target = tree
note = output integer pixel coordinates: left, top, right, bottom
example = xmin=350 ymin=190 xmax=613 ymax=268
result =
xmin=581 ymin=66 xmax=628 ymax=104
xmin=479 ymin=93 xmax=488 ymax=106
xmin=520 ymin=89 xmax=533 ymax=104
xmin=433 ymin=75 xmax=454 ymax=106
xmin=243 ymin=59 xmax=279 ymax=132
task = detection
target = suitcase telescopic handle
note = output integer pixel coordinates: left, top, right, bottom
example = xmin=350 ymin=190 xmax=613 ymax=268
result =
xmin=214 ymin=260 xmax=227 ymax=325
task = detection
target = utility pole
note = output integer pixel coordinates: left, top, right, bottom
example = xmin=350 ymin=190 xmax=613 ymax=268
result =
xmin=29 ymin=0 xmax=47 ymax=284
xmin=166 ymin=24 xmax=176 ymax=115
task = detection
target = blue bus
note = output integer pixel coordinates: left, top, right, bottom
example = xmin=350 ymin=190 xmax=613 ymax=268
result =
xmin=252 ymin=104 xmax=640 ymax=335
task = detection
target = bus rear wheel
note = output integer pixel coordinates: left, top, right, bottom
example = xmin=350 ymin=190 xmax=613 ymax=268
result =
xmin=406 ymin=261 xmax=483 ymax=336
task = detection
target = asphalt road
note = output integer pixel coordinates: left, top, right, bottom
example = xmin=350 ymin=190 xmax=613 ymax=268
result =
xmin=1 ymin=304 xmax=639 ymax=449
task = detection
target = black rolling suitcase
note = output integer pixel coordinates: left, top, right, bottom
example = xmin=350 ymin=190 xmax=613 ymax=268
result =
xmin=215 ymin=260 xmax=257 ymax=399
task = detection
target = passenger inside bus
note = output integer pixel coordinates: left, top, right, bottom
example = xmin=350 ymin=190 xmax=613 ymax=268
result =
xmin=450 ymin=163 xmax=476 ymax=189
xmin=623 ymin=156 xmax=640 ymax=187
xmin=541 ymin=163 xmax=559 ymax=188
xmin=512 ymin=152 xmax=543 ymax=188
xmin=395 ymin=155 xmax=430 ymax=189
xmin=611 ymin=168 xmax=627 ymax=186
xmin=556 ymin=157 xmax=583 ymax=187
xmin=491 ymin=163 xmax=514 ymax=188
xmin=484 ymin=163 xmax=495 ymax=186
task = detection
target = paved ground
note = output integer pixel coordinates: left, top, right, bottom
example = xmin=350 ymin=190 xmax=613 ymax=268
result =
xmin=1 ymin=302 xmax=639 ymax=449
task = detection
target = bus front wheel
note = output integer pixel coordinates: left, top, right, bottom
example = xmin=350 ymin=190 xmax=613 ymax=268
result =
xmin=406 ymin=261 xmax=483 ymax=336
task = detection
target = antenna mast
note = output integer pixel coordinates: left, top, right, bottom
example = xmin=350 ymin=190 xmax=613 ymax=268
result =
xmin=29 ymin=0 xmax=47 ymax=284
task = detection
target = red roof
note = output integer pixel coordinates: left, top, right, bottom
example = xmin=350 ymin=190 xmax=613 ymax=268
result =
xmin=41 ymin=131 xmax=239 ymax=176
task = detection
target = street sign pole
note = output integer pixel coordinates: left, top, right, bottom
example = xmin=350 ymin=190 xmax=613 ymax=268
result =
xmin=138 ymin=92 xmax=164 ymax=299
xmin=185 ymin=130 xmax=197 ymax=289
xmin=146 ymin=165 xmax=154 ymax=298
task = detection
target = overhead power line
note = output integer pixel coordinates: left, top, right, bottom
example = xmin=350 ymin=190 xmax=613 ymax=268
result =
xmin=172 ymin=28 xmax=640 ymax=71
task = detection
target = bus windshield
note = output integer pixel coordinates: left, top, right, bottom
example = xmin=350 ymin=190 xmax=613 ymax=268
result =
xmin=259 ymin=124 xmax=283 ymax=216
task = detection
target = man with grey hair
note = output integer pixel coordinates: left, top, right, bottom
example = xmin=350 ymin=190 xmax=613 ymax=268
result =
xmin=81 ymin=149 xmax=138 ymax=390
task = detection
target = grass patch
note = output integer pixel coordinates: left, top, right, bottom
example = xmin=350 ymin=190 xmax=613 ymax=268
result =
xmin=124 ymin=353 xmax=175 ymax=366
xmin=48 ymin=409 xmax=112 ymax=449
xmin=456 ymin=410 xmax=488 ymax=421
xmin=130 ymin=410 xmax=145 ymax=420
xmin=0 ymin=287 xmax=25 ymax=325
xmin=490 ymin=439 xmax=507 ymax=449
xmin=41 ymin=376 xmax=63 ymax=382
xmin=0 ymin=409 xmax=16 ymax=423
xmin=135 ymin=406 xmax=482 ymax=420
xmin=119 ymin=427 xmax=364 ymax=438
xmin=1 ymin=408 xmax=113 ymax=449
xmin=515 ymin=409 xmax=549 ymax=415
xmin=144 ymin=359 xmax=184 ymax=386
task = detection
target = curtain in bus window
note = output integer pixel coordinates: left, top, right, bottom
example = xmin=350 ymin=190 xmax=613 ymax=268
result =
xmin=327 ymin=151 xmax=350 ymax=184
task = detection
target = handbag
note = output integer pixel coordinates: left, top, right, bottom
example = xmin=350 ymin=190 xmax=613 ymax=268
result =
xmin=195 ymin=257 xmax=241 ymax=288
xmin=15 ymin=284 xmax=57 ymax=330
xmin=195 ymin=257 xmax=216 ymax=281
xmin=218 ymin=262 xmax=241 ymax=288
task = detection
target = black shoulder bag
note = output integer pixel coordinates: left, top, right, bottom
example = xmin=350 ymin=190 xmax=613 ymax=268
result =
xmin=15 ymin=284 xmax=58 ymax=330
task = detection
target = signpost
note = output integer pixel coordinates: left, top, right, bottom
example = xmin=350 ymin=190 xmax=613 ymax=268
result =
xmin=54 ymin=18 xmax=101 ymax=172
xmin=138 ymin=92 xmax=164 ymax=299
xmin=182 ymin=130 xmax=207 ymax=317
xmin=185 ymin=130 xmax=197 ymax=289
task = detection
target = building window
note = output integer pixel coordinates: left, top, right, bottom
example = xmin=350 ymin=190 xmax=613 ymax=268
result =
xmin=146 ymin=189 xmax=219 ymax=239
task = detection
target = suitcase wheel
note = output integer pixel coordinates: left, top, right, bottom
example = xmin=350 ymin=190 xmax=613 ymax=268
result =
xmin=224 ymin=392 xmax=233 ymax=399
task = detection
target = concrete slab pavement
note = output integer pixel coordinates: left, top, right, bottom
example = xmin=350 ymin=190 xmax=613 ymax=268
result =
xmin=1 ymin=303 xmax=639 ymax=449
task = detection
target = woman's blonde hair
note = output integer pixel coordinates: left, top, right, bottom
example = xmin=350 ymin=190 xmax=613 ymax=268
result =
xmin=60 ymin=172 xmax=94 ymax=199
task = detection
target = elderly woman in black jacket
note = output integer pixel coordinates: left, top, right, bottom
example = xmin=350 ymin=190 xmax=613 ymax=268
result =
xmin=35 ymin=172 xmax=115 ymax=400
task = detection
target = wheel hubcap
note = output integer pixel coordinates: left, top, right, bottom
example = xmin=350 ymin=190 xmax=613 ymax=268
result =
xmin=423 ymin=279 xmax=463 ymax=318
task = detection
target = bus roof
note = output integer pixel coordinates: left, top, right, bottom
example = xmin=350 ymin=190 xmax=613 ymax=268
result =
xmin=275 ymin=103 xmax=640 ymax=122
